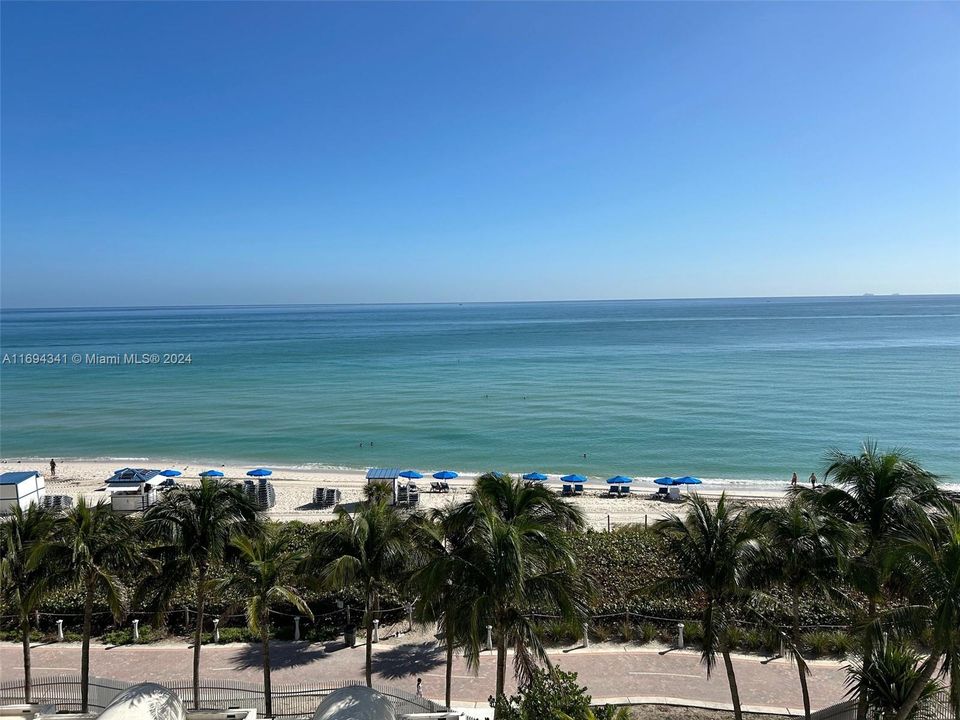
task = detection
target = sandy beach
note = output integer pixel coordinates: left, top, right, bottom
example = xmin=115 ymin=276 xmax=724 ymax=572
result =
xmin=1 ymin=459 xmax=789 ymax=530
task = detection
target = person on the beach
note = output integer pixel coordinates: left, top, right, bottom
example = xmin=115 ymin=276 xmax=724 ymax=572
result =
xmin=791 ymin=472 xmax=797 ymax=486
xmin=416 ymin=678 xmax=422 ymax=698
xmin=50 ymin=459 xmax=56 ymax=476
xmin=809 ymin=472 xmax=817 ymax=488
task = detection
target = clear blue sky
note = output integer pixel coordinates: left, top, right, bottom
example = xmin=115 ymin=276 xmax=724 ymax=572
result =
xmin=2 ymin=2 xmax=958 ymax=307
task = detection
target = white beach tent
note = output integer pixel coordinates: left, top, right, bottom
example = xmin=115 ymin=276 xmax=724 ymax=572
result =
xmin=0 ymin=471 xmax=46 ymax=514
xmin=313 ymin=686 xmax=397 ymax=720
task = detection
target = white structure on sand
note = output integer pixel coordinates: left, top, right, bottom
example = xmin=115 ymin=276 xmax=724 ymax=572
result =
xmin=0 ymin=471 xmax=45 ymax=514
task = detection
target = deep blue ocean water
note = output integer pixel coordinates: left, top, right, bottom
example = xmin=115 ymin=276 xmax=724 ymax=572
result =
xmin=1 ymin=296 xmax=957 ymax=483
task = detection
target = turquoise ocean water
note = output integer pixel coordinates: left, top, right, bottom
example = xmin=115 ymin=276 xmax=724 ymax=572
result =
xmin=1 ymin=296 xmax=958 ymax=486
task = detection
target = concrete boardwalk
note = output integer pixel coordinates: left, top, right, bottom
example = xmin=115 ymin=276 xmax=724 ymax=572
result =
xmin=0 ymin=639 xmax=847 ymax=713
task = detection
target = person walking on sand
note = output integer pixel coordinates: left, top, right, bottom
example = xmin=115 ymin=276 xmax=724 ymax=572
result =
xmin=809 ymin=472 xmax=817 ymax=488
xmin=416 ymin=678 xmax=423 ymax=698
xmin=49 ymin=459 xmax=56 ymax=477
xmin=790 ymin=472 xmax=798 ymax=487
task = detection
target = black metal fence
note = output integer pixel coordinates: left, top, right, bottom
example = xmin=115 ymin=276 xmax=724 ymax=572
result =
xmin=0 ymin=674 xmax=455 ymax=719
xmin=810 ymin=692 xmax=957 ymax=720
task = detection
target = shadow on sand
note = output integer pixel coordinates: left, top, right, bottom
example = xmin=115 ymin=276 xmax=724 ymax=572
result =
xmin=371 ymin=642 xmax=445 ymax=680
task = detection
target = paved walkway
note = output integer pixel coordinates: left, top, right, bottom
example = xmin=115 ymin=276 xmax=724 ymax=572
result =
xmin=0 ymin=639 xmax=847 ymax=713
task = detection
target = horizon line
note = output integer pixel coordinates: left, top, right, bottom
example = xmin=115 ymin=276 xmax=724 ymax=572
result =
xmin=2 ymin=292 xmax=957 ymax=313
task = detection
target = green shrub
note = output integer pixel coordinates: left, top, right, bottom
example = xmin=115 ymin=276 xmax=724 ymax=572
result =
xmin=493 ymin=668 xmax=592 ymax=720
xmin=684 ymin=621 xmax=703 ymax=644
xmin=726 ymin=626 xmax=747 ymax=649
xmin=741 ymin=628 xmax=764 ymax=651
xmin=591 ymin=623 xmax=612 ymax=643
xmin=829 ymin=631 xmax=854 ymax=656
xmin=639 ymin=622 xmax=658 ymax=643
xmin=202 ymin=626 xmax=256 ymax=644
xmin=538 ymin=618 xmax=581 ymax=644
xmin=102 ymin=625 xmax=159 ymax=645
xmin=803 ymin=630 xmax=854 ymax=657
xmin=303 ymin=621 xmax=339 ymax=643
xmin=620 ymin=619 xmax=635 ymax=642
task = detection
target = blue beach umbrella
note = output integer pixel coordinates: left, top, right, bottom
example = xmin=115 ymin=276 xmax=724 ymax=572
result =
xmin=654 ymin=477 xmax=678 ymax=486
xmin=199 ymin=470 xmax=224 ymax=478
xmin=606 ymin=475 xmax=634 ymax=484
xmin=400 ymin=470 xmax=423 ymax=480
xmin=160 ymin=469 xmax=182 ymax=478
xmin=561 ymin=474 xmax=588 ymax=484
xmin=522 ymin=472 xmax=548 ymax=482
xmin=675 ymin=475 xmax=702 ymax=494
xmin=247 ymin=468 xmax=272 ymax=478
xmin=433 ymin=470 xmax=458 ymax=480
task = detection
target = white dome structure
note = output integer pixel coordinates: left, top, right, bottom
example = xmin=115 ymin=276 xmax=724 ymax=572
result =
xmin=313 ymin=685 xmax=396 ymax=720
xmin=98 ymin=682 xmax=185 ymax=720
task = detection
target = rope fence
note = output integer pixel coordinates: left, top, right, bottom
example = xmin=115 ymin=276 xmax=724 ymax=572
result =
xmin=3 ymin=603 xmax=854 ymax=647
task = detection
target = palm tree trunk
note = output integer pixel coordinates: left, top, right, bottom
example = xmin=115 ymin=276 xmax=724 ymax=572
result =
xmin=721 ymin=648 xmax=743 ymax=720
xmin=797 ymin=657 xmax=812 ymax=720
xmin=445 ymin=631 xmax=454 ymax=709
xmin=262 ymin=622 xmax=272 ymax=718
xmin=192 ymin=566 xmax=207 ymax=710
xmin=21 ymin=615 xmax=31 ymax=704
xmin=81 ymin=581 xmax=94 ymax=713
xmin=495 ymin=632 xmax=507 ymax=708
xmin=857 ymin=599 xmax=877 ymax=720
xmin=793 ymin=596 xmax=811 ymax=720
xmin=365 ymin=590 xmax=377 ymax=687
xmin=893 ymin=651 xmax=941 ymax=720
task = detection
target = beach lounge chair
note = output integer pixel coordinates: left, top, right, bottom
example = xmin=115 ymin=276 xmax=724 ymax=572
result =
xmin=620 ymin=485 xmax=631 ymax=497
xmin=652 ymin=487 xmax=669 ymax=501
xmin=561 ymin=484 xmax=573 ymax=496
xmin=440 ymin=481 xmax=450 ymax=492
xmin=607 ymin=486 xmax=620 ymax=497
xmin=574 ymin=483 xmax=584 ymax=495
xmin=430 ymin=481 xmax=442 ymax=492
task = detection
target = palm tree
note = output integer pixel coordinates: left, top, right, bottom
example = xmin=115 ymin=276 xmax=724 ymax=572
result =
xmin=845 ymin=633 xmax=943 ymax=720
xmin=411 ymin=506 xmax=473 ymax=708
xmin=312 ymin=490 xmax=413 ymax=687
xmin=750 ymin=495 xmax=850 ymax=720
xmin=141 ymin=477 xmax=260 ymax=709
xmin=802 ymin=441 xmax=943 ymax=720
xmin=51 ymin=498 xmax=137 ymax=712
xmin=449 ymin=472 xmax=588 ymax=713
xmin=886 ymin=504 xmax=960 ymax=720
xmin=0 ymin=503 xmax=56 ymax=703
xmin=219 ymin=527 xmax=313 ymax=718
xmin=654 ymin=493 xmax=760 ymax=720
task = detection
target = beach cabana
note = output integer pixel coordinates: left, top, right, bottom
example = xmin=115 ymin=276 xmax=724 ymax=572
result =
xmin=366 ymin=467 xmax=402 ymax=506
xmin=0 ymin=471 xmax=46 ymax=514
xmin=110 ymin=483 xmax=158 ymax=514
xmin=104 ymin=468 xmax=162 ymax=494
